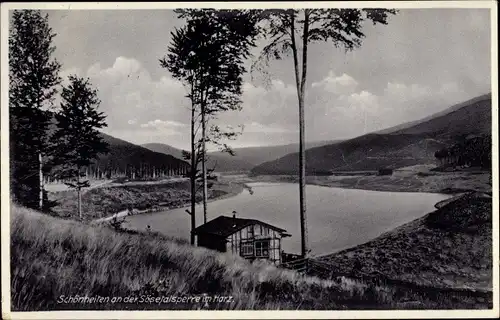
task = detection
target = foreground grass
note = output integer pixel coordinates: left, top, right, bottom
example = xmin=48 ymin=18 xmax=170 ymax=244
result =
xmin=10 ymin=205 xmax=490 ymax=311
xmin=320 ymin=192 xmax=492 ymax=293
xmin=48 ymin=180 xmax=243 ymax=220
xmin=9 ymin=205 xmax=375 ymax=311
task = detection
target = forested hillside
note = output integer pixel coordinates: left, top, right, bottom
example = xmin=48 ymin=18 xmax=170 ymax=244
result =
xmin=46 ymin=134 xmax=190 ymax=183
xmin=252 ymin=94 xmax=492 ymax=175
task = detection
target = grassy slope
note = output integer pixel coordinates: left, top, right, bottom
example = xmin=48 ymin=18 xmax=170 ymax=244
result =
xmin=48 ymin=180 xmax=243 ymax=220
xmin=10 ymin=205 xmax=490 ymax=311
xmin=319 ymin=193 xmax=492 ymax=292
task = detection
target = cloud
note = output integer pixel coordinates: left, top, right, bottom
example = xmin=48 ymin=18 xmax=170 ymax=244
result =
xmin=138 ymin=119 xmax=185 ymax=137
xmin=60 ymin=56 xmax=188 ymax=133
xmin=47 ymin=9 xmax=490 ymax=148
xmin=140 ymin=119 xmax=186 ymax=129
xmin=311 ymin=71 xmax=359 ymax=95
xmin=217 ymin=79 xmax=297 ymax=129
xmin=437 ymin=82 xmax=460 ymax=96
xmin=384 ymin=82 xmax=431 ymax=101
xmin=212 ymin=79 xmax=300 ymax=147
xmin=243 ymin=122 xmax=297 ymax=134
xmin=346 ymin=91 xmax=379 ymax=109
xmin=269 ymin=79 xmax=296 ymax=96
xmin=305 ymin=72 xmax=484 ymax=140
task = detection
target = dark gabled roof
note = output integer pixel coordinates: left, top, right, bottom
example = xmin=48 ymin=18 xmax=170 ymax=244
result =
xmin=193 ymin=215 xmax=287 ymax=238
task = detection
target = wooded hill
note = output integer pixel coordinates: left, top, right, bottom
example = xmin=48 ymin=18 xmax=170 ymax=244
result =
xmin=46 ymin=132 xmax=189 ymax=183
xmin=251 ymin=93 xmax=492 ymax=175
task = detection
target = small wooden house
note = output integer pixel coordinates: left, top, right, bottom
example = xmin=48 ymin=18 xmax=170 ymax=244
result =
xmin=378 ymin=167 xmax=393 ymax=176
xmin=193 ymin=214 xmax=290 ymax=265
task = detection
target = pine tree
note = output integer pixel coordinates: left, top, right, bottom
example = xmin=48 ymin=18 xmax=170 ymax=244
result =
xmin=52 ymin=75 xmax=109 ymax=219
xmin=9 ymin=9 xmax=61 ymax=210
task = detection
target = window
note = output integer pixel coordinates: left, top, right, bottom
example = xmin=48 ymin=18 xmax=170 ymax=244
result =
xmin=262 ymin=226 xmax=269 ymax=236
xmin=247 ymin=226 xmax=254 ymax=238
xmin=241 ymin=241 xmax=254 ymax=257
xmin=255 ymin=224 xmax=261 ymax=236
xmin=255 ymin=240 xmax=270 ymax=258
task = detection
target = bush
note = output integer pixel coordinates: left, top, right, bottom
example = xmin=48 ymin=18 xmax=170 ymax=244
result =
xmin=378 ymin=168 xmax=393 ymax=176
xmin=425 ymin=193 xmax=492 ymax=232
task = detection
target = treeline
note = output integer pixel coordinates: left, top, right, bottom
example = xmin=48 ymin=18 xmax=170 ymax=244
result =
xmin=44 ymin=162 xmax=189 ymax=184
xmin=434 ymin=134 xmax=492 ymax=169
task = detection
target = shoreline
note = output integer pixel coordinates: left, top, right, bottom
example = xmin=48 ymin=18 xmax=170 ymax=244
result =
xmin=91 ymin=170 xmax=483 ymax=226
xmin=232 ymin=171 xmax=491 ymax=195
xmin=92 ymin=180 xmax=247 ymax=224
xmin=316 ymin=191 xmax=492 ymax=292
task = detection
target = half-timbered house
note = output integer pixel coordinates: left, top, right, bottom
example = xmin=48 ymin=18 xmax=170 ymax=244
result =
xmin=193 ymin=214 xmax=291 ymax=265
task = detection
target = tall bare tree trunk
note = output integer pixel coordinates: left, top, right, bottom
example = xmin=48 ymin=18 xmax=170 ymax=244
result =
xmin=190 ymin=90 xmax=197 ymax=245
xmin=77 ymin=166 xmax=82 ymax=219
xmin=201 ymin=104 xmax=208 ymax=224
xmin=299 ymin=10 xmax=310 ymax=258
xmin=77 ymin=188 xmax=82 ymax=219
xmin=38 ymin=152 xmax=43 ymax=210
xmin=290 ymin=11 xmax=309 ymax=258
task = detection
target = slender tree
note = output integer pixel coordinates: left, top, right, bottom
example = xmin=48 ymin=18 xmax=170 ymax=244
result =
xmin=161 ymin=9 xmax=260 ymax=242
xmin=9 ymin=9 xmax=61 ymax=210
xmin=173 ymin=9 xmax=261 ymax=224
xmin=253 ymin=8 xmax=397 ymax=258
xmin=52 ymin=75 xmax=108 ymax=219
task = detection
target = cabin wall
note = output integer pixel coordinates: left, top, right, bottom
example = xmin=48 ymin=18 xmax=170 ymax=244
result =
xmin=197 ymin=234 xmax=226 ymax=252
xmin=225 ymin=223 xmax=283 ymax=265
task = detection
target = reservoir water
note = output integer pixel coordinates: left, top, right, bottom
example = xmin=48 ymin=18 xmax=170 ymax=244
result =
xmin=123 ymin=182 xmax=450 ymax=256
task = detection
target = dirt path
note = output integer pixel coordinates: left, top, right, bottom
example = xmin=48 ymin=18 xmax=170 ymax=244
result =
xmin=45 ymin=180 xmax=114 ymax=193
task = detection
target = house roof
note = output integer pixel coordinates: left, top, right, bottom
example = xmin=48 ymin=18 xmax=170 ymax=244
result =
xmin=193 ymin=215 xmax=287 ymax=238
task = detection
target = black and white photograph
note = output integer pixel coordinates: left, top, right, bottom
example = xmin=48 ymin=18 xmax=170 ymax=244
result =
xmin=1 ymin=1 xmax=498 ymax=318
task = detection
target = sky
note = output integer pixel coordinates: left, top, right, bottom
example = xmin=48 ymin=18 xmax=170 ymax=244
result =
xmin=39 ymin=8 xmax=491 ymax=150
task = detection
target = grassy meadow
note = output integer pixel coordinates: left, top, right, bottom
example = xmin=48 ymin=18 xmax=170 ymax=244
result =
xmin=9 ymin=204 xmax=491 ymax=311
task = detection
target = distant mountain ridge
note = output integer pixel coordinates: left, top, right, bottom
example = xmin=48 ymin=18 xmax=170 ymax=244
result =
xmin=142 ymin=139 xmax=340 ymax=173
xmin=375 ymin=93 xmax=492 ymax=135
xmin=251 ymin=93 xmax=492 ymax=175
xmin=208 ymin=139 xmax=340 ymax=166
xmin=142 ymin=143 xmax=254 ymax=173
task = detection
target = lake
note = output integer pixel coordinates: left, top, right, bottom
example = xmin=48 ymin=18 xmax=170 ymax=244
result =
xmin=123 ymin=182 xmax=450 ymax=256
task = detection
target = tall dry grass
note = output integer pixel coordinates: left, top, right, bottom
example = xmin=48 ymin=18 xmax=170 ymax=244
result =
xmin=10 ymin=205 xmax=483 ymax=311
